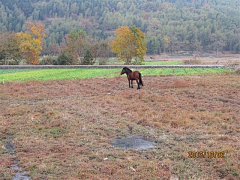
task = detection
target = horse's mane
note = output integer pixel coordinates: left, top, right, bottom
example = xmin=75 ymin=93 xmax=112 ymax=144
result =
xmin=124 ymin=67 xmax=132 ymax=72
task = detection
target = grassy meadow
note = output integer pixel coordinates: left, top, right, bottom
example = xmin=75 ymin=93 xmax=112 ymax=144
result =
xmin=0 ymin=59 xmax=239 ymax=179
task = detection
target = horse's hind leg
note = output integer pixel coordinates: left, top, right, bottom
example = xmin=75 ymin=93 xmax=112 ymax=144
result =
xmin=137 ymin=80 xmax=140 ymax=89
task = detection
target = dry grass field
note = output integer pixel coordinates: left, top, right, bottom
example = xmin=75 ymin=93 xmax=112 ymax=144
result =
xmin=0 ymin=72 xmax=239 ymax=179
xmin=145 ymin=55 xmax=240 ymax=66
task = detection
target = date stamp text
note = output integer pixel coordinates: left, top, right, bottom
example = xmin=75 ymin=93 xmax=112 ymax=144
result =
xmin=188 ymin=151 xmax=225 ymax=158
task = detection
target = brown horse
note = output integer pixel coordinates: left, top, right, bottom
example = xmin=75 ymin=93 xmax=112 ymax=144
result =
xmin=120 ymin=67 xmax=143 ymax=89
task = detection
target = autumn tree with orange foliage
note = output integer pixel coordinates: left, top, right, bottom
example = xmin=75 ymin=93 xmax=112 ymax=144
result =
xmin=110 ymin=26 xmax=146 ymax=65
xmin=17 ymin=22 xmax=46 ymax=64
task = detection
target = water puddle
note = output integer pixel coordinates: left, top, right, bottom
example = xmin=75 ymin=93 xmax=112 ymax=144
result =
xmin=12 ymin=172 xmax=31 ymax=180
xmin=5 ymin=135 xmax=31 ymax=180
xmin=111 ymin=136 xmax=156 ymax=150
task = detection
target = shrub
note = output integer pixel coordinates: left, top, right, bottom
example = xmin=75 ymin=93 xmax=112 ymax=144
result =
xmin=56 ymin=50 xmax=75 ymax=65
xmin=0 ymin=58 xmax=19 ymax=65
xmin=40 ymin=56 xmax=56 ymax=65
xmin=81 ymin=50 xmax=95 ymax=65
xmin=9 ymin=60 xmax=19 ymax=65
xmin=132 ymin=58 xmax=144 ymax=65
xmin=98 ymin=58 xmax=108 ymax=65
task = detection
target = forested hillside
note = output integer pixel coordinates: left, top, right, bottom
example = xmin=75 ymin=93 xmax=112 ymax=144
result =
xmin=0 ymin=0 xmax=239 ymax=54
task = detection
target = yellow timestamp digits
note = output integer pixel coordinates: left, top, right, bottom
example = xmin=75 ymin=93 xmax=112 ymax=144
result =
xmin=188 ymin=151 xmax=225 ymax=158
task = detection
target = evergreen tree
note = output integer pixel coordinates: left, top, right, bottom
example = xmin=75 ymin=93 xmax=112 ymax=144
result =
xmin=81 ymin=50 xmax=95 ymax=65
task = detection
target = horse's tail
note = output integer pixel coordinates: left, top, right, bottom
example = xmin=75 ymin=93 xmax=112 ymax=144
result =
xmin=139 ymin=73 xmax=143 ymax=86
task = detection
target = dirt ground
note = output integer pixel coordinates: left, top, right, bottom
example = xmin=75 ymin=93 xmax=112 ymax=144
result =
xmin=0 ymin=72 xmax=239 ymax=179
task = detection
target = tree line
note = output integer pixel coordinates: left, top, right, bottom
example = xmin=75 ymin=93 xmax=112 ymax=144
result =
xmin=0 ymin=22 xmax=146 ymax=65
xmin=0 ymin=22 xmax=46 ymax=65
xmin=0 ymin=0 xmax=239 ymax=56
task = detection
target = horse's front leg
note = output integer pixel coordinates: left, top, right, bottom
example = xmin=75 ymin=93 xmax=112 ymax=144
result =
xmin=128 ymin=80 xmax=131 ymax=88
xmin=131 ymin=80 xmax=133 ymax=88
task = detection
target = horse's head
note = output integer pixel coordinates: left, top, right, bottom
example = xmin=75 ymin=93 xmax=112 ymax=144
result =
xmin=120 ymin=67 xmax=127 ymax=75
xmin=120 ymin=67 xmax=131 ymax=75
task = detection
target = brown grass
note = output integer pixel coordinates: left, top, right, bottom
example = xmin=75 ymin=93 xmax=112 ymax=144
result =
xmin=146 ymin=55 xmax=240 ymax=66
xmin=235 ymin=67 xmax=240 ymax=74
xmin=0 ymin=73 xmax=239 ymax=179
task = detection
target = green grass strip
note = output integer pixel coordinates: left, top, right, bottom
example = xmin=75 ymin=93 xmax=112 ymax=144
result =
xmin=0 ymin=69 xmax=121 ymax=82
xmin=0 ymin=68 xmax=232 ymax=82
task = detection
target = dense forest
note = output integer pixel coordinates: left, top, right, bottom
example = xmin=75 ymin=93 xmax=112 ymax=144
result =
xmin=0 ymin=0 xmax=239 ymax=55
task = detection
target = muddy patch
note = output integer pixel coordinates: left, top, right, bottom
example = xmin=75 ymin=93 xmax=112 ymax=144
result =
xmin=5 ymin=135 xmax=31 ymax=180
xmin=5 ymin=136 xmax=15 ymax=155
xmin=111 ymin=136 xmax=156 ymax=150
